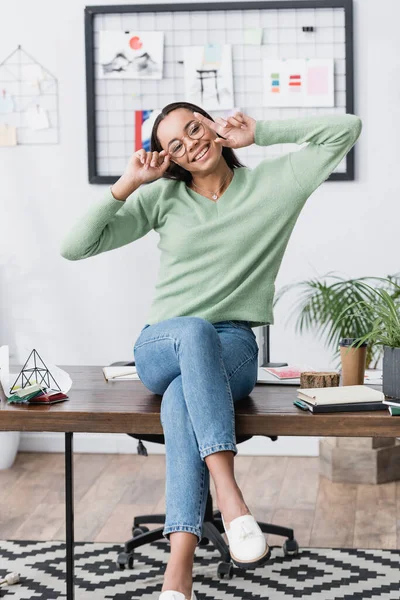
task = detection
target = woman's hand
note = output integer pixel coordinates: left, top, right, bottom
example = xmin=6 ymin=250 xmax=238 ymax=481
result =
xmin=111 ymin=149 xmax=171 ymax=200
xmin=125 ymin=149 xmax=171 ymax=185
xmin=193 ymin=111 xmax=256 ymax=150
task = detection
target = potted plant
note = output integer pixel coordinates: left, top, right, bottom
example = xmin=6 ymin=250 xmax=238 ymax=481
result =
xmin=273 ymin=272 xmax=400 ymax=379
xmin=331 ymin=278 xmax=400 ymax=399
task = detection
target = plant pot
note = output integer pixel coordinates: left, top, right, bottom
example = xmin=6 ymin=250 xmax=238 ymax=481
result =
xmin=0 ymin=431 xmax=20 ymax=469
xmin=383 ymin=345 xmax=400 ymax=400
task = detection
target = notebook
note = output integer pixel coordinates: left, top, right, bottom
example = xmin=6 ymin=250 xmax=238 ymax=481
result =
xmin=257 ymin=367 xmax=300 ymax=385
xmin=28 ymin=391 xmax=69 ymax=404
xmin=263 ymin=365 xmax=316 ymax=379
xmin=297 ymin=384 xmax=385 ymax=406
xmin=103 ymin=366 xmax=139 ymax=381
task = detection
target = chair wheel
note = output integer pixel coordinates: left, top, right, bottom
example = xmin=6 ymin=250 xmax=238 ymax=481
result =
xmin=217 ymin=561 xmax=234 ymax=579
xmin=198 ymin=536 xmax=209 ymax=547
xmin=283 ymin=538 xmax=299 ymax=557
xmin=132 ymin=526 xmax=149 ymax=537
xmin=116 ymin=552 xmax=134 ymax=570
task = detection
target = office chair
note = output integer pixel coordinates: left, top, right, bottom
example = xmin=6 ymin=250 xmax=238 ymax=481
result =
xmin=111 ymin=359 xmax=299 ymax=578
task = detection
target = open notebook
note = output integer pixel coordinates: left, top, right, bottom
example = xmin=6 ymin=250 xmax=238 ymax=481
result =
xmin=257 ymin=367 xmax=301 ymax=385
xmin=103 ymin=366 xmax=139 ymax=381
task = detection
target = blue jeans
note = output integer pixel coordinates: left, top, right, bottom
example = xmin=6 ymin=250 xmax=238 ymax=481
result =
xmin=133 ymin=316 xmax=259 ymax=545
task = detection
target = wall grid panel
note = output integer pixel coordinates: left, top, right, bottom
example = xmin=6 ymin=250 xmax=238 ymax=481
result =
xmin=85 ymin=1 xmax=354 ymax=183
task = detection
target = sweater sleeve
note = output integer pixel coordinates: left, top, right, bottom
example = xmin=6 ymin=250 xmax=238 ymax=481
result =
xmin=60 ymin=187 xmax=153 ymax=261
xmin=254 ymin=114 xmax=362 ymax=197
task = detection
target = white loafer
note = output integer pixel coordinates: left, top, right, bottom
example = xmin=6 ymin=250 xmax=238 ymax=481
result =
xmin=159 ymin=590 xmax=197 ymax=600
xmin=222 ymin=513 xmax=271 ymax=569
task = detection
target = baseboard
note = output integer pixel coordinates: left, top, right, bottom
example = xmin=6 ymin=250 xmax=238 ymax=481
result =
xmin=19 ymin=432 xmax=320 ymax=456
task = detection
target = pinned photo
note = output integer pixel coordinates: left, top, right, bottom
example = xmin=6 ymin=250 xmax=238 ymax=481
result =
xmin=98 ymin=31 xmax=164 ymax=80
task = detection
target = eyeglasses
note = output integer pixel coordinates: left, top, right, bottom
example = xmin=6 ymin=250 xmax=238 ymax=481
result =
xmin=167 ymin=120 xmax=206 ymax=158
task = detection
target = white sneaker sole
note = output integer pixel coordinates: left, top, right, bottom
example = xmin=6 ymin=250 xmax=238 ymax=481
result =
xmin=230 ymin=543 xmax=271 ymax=569
xmin=158 ymin=591 xmax=197 ymax=600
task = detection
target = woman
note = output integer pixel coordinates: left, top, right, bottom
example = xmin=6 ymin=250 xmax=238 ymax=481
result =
xmin=60 ymin=102 xmax=362 ymax=600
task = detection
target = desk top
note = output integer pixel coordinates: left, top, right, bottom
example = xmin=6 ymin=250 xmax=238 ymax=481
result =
xmin=0 ymin=365 xmax=395 ymax=437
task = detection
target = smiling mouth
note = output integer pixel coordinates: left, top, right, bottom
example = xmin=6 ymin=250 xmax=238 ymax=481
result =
xmin=192 ymin=144 xmax=211 ymax=162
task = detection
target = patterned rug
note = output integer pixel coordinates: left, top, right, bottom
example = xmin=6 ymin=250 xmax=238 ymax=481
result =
xmin=1 ymin=539 xmax=400 ymax=599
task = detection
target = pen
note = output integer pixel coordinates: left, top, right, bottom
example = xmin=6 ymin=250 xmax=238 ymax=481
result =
xmin=109 ymin=371 xmax=137 ymax=379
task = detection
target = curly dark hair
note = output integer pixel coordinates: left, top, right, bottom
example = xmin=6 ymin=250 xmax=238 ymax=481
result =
xmin=150 ymin=101 xmax=246 ymax=185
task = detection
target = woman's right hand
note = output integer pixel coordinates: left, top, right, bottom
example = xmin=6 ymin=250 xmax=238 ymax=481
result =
xmin=111 ymin=149 xmax=171 ymax=201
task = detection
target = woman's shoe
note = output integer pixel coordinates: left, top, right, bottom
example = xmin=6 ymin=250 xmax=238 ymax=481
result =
xmin=221 ymin=513 xmax=271 ymax=569
xmin=159 ymin=590 xmax=197 ymax=600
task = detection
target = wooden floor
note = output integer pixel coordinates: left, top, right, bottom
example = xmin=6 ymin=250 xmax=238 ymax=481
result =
xmin=1 ymin=452 xmax=399 ymax=549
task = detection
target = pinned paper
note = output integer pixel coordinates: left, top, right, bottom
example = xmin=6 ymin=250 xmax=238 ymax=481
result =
xmin=0 ymin=90 xmax=14 ymax=114
xmin=263 ymin=58 xmax=334 ymax=107
xmin=25 ymin=104 xmax=49 ymax=130
xmin=184 ymin=44 xmax=235 ymax=110
xmin=0 ymin=123 xmax=17 ymax=146
xmin=244 ymin=28 xmax=263 ymax=45
xmin=99 ymin=31 xmax=164 ymax=79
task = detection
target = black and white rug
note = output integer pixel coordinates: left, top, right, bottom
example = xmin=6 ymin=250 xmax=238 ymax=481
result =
xmin=1 ymin=539 xmax=400 ymax=599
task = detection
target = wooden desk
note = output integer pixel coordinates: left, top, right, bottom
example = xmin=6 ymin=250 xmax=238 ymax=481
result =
xmin=0 ymin=365 xmax=392 ymax=600
xmin=0 ymin=365 xmax=391 ymax=436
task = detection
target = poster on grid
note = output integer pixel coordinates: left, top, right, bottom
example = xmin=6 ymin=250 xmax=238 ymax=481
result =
xmin=184 ymin=44 xmax=235 ymax=110
xmin=263 ymin=58 xmax=334 ymax=107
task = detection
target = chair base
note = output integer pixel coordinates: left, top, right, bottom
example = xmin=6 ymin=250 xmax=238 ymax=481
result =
xmin=116 ymin=492 xmax=299 ymax=578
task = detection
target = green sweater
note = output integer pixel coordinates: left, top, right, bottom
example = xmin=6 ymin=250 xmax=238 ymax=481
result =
xmin=60 ymin=114 xmax=362 ymax=328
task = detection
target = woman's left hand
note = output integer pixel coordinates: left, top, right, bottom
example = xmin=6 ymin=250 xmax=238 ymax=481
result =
xmin=193 ymin=111 xmax=256 ymax=150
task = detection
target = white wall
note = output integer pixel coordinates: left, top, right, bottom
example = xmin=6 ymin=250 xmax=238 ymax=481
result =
xmin=1 ymin=0 xmax=398 ymax=456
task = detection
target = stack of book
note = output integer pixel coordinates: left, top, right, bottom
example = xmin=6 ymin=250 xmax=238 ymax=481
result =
xmin=7 ymin=383 xmax=69 ymax=404
xmin=294 ymin=384 xmax=386 ymax=413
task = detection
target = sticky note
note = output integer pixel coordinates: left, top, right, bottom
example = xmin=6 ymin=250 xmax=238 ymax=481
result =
xmin=203 ymin=44 xmax=223 ymax=67
xmin=244 ymin=28 xmax=263 ymax=45
xmin=0 ymin=124 xmax=17 ymax=146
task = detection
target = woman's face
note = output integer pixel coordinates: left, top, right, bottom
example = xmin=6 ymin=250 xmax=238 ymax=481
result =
xmin=157 ymin=108 xmax=222 ymax=174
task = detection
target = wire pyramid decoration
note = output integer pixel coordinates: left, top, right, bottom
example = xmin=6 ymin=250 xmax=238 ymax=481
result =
xmin=9 ymin=349 xmax=61 ymax=394
xmin=0 ymin=44 xmax=59 ymax=145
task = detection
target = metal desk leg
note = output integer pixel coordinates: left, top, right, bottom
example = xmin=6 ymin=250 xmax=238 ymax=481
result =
xmin=65 ymin=432 xmax=75 ymax=600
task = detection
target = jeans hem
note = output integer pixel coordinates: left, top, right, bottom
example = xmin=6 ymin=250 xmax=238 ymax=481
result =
xmin=200 ymin=442 xmax=238 ymax=461
xmin=163 ymin=525 xmax=202 ymax=545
